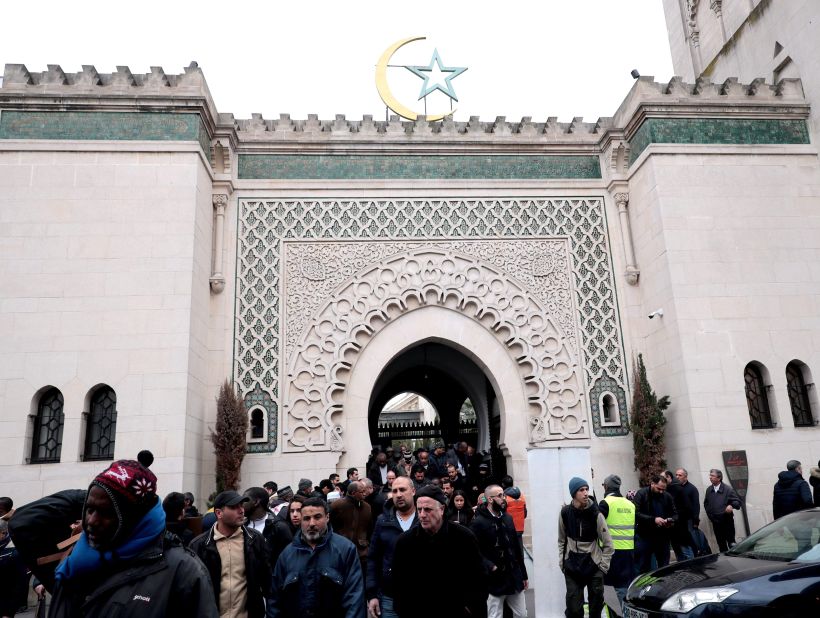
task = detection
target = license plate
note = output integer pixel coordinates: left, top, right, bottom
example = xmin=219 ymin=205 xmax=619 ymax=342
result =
xmin=623 ymin=606 xmax=649 ymax=618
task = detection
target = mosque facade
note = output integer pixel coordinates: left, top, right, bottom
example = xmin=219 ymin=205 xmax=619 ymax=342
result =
xmin=1 ymin=1 xmax=819 ymax=614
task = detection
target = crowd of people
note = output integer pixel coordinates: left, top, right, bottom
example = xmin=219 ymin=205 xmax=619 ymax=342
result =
xmin=558 ymin=458 xmax=820 ymax=617
xmin=1 ymin=449 xmax=819 ymax=618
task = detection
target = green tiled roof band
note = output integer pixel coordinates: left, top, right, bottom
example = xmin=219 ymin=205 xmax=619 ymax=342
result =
xmin=628 ymin=117 xmax=809 ymax=164
xmin=238 ymin=154 xmax=602 ymax=179
xmin=0 ymin=111 xmax=208 ymax=149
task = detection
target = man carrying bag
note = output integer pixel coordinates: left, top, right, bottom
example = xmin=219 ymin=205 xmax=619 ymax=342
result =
xmin=558 ymin=477 xmax=614 ymax=618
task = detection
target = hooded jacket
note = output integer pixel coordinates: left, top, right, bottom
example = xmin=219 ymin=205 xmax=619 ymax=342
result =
xmin=470 ymin=504 xmax=528 ymax=596
xmin=772 ymin=470 xmax=813 ymax=519
xmin=810 ymin=466 xmax=820 ymax=507
xmin=190 ymin=523 xmax=272 ymax=618
xmin=366 ymin=502 xmax=418 ymax=601
xmin=558 ymin=498 xmax=614 ymax=575
xmin=49 ymin=531 xmax=217 ymax=618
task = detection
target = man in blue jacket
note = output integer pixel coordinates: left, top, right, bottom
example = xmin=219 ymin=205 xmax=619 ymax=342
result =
xmin=267 ymin=497 xmax=364 ymax=618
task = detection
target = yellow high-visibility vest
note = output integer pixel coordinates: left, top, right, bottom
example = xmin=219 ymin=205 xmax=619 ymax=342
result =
xmin=604 ymin=495 xmax=635 ymax=550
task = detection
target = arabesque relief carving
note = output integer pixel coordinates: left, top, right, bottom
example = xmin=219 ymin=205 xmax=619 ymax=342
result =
xmin=283 ymin=247 xmax=586 ymax=452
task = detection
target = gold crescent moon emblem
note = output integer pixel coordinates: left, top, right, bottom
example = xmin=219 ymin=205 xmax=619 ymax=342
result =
xmin=375 ymin=36 xmax=454 ymax=122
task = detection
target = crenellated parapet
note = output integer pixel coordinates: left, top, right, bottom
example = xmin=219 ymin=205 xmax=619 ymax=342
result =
xmin=0 ymin=65 xmax=810 ymax=171
xmin=232 ymin=112 xmax=608 ymax=144
xmin=614 ymin=75 xmax=807 ymax=132
xmin=2 ymin=63 xmax=212 ymax=98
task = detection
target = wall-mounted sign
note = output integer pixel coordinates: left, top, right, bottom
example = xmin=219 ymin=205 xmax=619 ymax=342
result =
xmin=375 ymin=36 xmax=468 ymax=121
xmin=722 ymin=449 xmax=751 ymax=537
xmin=722 ymin=450 xmax=749 ymax=498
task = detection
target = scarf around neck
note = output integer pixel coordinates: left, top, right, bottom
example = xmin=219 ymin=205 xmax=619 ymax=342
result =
xmin=55 ymin=499 xmax=166 ymax=582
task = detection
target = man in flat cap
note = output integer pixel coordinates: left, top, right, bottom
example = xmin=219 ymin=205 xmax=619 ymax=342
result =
xmin=391 ymin=485 xmax=488 ymax=617
xmin=23 ymin=460 xmax=217 ymax=617
xmin=191 ymin=490 xmax=271 ymax=618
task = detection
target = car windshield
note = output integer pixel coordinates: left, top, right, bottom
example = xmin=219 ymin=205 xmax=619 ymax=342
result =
xmin=727 ymin=510 xmax=820 ymax=562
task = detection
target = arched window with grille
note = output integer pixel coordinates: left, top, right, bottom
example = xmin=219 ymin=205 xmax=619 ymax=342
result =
xmin=744 ymin=362 xmax=773 ymax=429
xmin=786 ymin=360 xmax=815 ymax=427
xmin=30 ymin=388 xmax=65 ymax=463
xmin=84 ymin=386 xmax=118 ymax=461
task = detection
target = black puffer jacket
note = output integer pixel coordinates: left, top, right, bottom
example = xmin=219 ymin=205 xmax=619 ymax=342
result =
xmin=366 ymin=503 xmax=418 ymax=600
xmin=190 ymin=524 xmax=272 ymax=618
xmin=772 ymin=470 xmax=813 ymax=519
xmin=48 ymin=532 xmax=218 ymax=618
xmin=469 ymin=505 xmax=527 ymax=596
xmin=8 ymin=489 xmax=86 ymax=593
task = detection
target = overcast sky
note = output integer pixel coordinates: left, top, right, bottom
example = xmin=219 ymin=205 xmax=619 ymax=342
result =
xmin=1 ymin=0 xmax=674 ymax=122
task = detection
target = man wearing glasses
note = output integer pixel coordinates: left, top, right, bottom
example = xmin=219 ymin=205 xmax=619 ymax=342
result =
xmin=471 ymin=485 xmax=529 ymax=617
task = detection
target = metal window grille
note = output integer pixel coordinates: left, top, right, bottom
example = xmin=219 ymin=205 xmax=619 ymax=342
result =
xmin=84 ymin=387 xmax=117 ymax=461
xmin=744 ymin=365 xmax=773 ymax=429
xmin=786 ymin=363 xmax=814 ymax=427
xmin=30 ymin=388 xmax=65 ymax=463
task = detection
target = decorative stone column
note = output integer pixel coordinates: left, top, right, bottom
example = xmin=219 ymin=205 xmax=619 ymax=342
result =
xmin=210 ymin=194 xmax=227 ymax=294
xmin=614 ymin=192 xmax=640 ymax=285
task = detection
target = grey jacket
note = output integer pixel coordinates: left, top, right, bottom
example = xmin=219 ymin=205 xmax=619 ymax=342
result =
xmin=558 ymin=499 xmax=614 ymax=574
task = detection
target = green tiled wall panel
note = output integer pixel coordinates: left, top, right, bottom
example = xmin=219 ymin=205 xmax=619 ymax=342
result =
xmin=238 ymin=154 xmax=602 ymax=180
xmin=0 ymin=111 xmax=209 ymax=150
xmin=629 ymin=118 xmax=809 ymax=164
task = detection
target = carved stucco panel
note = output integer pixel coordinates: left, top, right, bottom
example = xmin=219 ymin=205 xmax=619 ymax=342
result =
xmin=283 ymin=246 xmax=587 ymax=452
xmin=284 ymin=239 xmax=576 ymax=364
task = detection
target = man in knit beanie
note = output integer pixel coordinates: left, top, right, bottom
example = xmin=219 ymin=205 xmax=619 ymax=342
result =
xmin=558 ymin=476 xmax=614 ymax=618
xmin=46 ymin=460 xmax=218 ymax=617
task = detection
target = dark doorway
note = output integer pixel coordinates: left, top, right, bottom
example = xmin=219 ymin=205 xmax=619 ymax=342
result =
xmin=368 ymin=341 xmax=506 ymax=479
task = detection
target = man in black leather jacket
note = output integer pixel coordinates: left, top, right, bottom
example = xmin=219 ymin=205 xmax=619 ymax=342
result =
xmin=190 ymin=490 xmax=272 ymax=618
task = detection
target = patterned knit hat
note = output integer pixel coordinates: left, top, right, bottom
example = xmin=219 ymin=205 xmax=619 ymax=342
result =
xmin=89 ymin=460 xmax=158 ymax=544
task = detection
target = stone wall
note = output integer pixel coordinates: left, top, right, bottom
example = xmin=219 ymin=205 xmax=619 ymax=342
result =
xmin=625 ymin=143 xmax=820 ymax=531
xmin=0 ymin=145 xmax=212 ymax=500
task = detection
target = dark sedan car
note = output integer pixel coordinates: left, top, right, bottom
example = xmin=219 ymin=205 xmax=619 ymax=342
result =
xmin=623 ymin=507 xmax=820 ymax=617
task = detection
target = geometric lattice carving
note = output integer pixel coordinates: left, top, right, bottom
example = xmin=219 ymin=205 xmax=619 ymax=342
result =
xmin=235 ymin=197 xmax=628 ymax=452
xmin=284 ymin=247 xmax=586 ymax=451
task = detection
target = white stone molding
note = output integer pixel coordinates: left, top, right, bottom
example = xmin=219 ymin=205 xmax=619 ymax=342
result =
xmin=613 ymin=193 xmax=640 ymax=285
xmin=210 ymin=194 xmax=227 ymax=294
xmin=283 ymin=247 xmax=586 ymax=452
